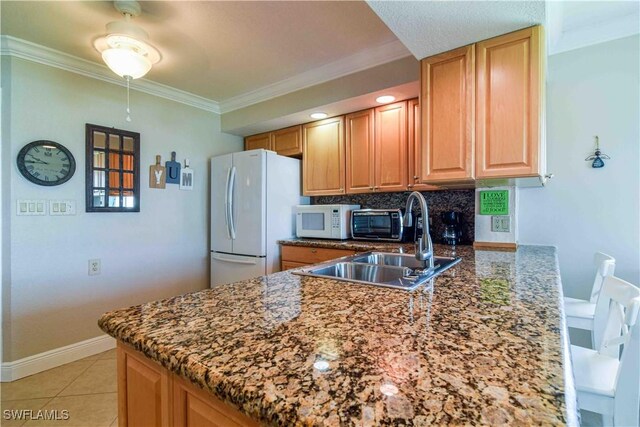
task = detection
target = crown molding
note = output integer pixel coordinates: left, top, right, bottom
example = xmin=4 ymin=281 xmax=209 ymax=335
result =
xmin=0 ymin=35 xmax=221 ymax=114
xmin=218 ymin=39 xmax=412 ymax=113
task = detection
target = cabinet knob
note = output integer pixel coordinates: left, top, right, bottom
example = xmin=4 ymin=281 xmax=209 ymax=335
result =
xmin=310 ymin=249 xmax=317 ymax=253
xmin=407 ymin=184 xmax=414 ymax=189
xmin=369 ymin=186 xmax=374 ymax=190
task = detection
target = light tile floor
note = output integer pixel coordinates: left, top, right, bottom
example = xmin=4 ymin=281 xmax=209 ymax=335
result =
xmin=0 ymin=349 xmax=117 ymax=427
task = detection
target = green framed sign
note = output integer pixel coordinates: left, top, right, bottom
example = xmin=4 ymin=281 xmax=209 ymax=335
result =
xmin=479 ymin=190 xmax=509 ymax=215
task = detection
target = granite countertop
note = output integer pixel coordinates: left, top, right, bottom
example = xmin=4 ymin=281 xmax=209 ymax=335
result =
xmin=99 ymin=245 xmax=577 ymax=426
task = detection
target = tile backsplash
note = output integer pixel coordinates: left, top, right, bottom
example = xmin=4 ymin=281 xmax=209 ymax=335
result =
xmin=313 ymin=190 xmax=475 ymax=244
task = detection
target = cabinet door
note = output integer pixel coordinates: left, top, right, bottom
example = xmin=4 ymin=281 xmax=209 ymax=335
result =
xmin=302 ymin=116 xmax=346 ymax=196
xmin=476 ymin=26 xmax=543 ymax=178
xmin=118 ymin=344 xmax=171 ymax=427
xmin=173 ymin=376 xmax=257 ymax=427
xmin=420 ymin=45 xmax=475 ymax=183
xmin=281 ymin=245 xmax=355 ymax=264
xmin=244 ymin=133 xmax=271 ymax=151
xmin=407 ymin=98 xmax=440 ymax=191
xmin=272 ymin=125 xmax=302 ymax=157
xmin=374 ymin=101 xmax=408 ymax=192
xmin=346 ymin=109 xmax=375 ymax=193
xmin=281 ymin=260 xmax=307 ymax=271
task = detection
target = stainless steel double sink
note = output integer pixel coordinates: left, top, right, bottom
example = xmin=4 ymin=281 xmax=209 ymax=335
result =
xmin=292 ymin=251 xmax=461 ymax=291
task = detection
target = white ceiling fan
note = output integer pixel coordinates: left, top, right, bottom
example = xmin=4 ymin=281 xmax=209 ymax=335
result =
xmin=94 ymin=0 xmax=162 ymax=121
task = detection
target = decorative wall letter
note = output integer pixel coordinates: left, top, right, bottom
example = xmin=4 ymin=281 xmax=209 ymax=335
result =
xmin=179 ymin=158 xmax=194 ymax=191
xmin=149 ymin=155 xmax=166 ymax=189
xmin=165 ymin=151 xmax=181 ymax=184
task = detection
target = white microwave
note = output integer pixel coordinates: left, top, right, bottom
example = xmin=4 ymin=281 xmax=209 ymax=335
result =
xmin=294 ymin=204 xmax=360 ymax=240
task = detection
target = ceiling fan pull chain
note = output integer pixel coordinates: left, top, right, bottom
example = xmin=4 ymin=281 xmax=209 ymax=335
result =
xmin=126 ymin=75 xmax=132 ymax=122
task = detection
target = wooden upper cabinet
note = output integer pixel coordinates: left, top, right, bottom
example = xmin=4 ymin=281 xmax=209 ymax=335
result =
xmin=420 ymin=45 xmax=475 ymax=183
xmin=346 ymin=109 xmax=375 ymax=193
xmin=374 ymin=101 xmax=408 ymax=192
xmin=476 ymin=25 xmax=543 ymax=178
xmin=407 ymin=98 xmax=439 ymax=191
xmin=302 ymin=116 xmax=346 ymax=196
xmin=244 ymin=133 xmax=271 ymax=151
xmin=271 ymin=125 xmax=302 ymax=157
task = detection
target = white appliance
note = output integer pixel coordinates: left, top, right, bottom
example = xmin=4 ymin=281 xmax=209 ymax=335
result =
xmin=294 ymin=204 xmax=360 ymax=239
xmin=210 ymin=150 xmax=307 ymax=287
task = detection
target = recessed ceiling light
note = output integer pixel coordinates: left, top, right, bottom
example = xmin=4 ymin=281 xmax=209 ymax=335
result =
xmin=376 ymin=95 xmax=396 ymax=104
xmin=310 ymin=112 xmax=328 ymax=119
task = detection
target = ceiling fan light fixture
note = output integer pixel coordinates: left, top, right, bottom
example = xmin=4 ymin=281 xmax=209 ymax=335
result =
xmin=102 ymin=45 xmax=152 ymax=79
xmin=94 ymin=1 xmax=160 ymax=80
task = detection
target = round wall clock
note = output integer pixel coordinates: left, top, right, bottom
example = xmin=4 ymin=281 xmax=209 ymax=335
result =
xmin=17 ymin=140 xmax=76 ymax=186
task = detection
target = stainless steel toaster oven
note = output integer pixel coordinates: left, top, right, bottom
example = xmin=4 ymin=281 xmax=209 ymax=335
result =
xmin=350 ymin=209 xmax=404 ymax=242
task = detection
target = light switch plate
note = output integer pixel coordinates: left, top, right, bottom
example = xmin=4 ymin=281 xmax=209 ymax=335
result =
xmin=16 ymin=200 xmax=47 ymax=216
xmin=491 ymin=216 xmax=511 ymax=232
xmin=49 ymin=200 xmax=76 ymax=216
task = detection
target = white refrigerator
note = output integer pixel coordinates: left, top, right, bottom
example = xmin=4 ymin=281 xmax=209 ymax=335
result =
xmin=210 ymin=149 xmax=305 ymax=287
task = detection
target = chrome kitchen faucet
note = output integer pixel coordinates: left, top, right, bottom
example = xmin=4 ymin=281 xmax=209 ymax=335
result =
xmin=404 ymin=191 xmax=435 ymax=270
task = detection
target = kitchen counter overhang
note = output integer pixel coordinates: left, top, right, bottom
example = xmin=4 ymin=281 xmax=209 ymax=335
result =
xmin=99 ymin=245 xmax=578 ymax=425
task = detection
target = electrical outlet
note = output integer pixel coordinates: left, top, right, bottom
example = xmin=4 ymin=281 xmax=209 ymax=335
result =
xmin=88 ymin=259 xmax=101 ymax=276
xmin=491 ymin=216 xmax=511 ymax=233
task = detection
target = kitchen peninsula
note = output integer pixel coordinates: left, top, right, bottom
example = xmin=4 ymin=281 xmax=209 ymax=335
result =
xmin=99 ymin=244 xmax=577 ymax=426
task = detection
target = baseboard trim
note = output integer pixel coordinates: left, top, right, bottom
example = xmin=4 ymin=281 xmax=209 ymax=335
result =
xmin=473 ymin=241 xmax=518 ymax=252
xmin=1 ymin=335 xmax=116 ymax=382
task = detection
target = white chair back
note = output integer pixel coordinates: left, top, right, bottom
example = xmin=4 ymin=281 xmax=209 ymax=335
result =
xmin=593 ymin=275 xmax=640 ymax=426
xmin=589 ymin=252 xmax=616 ymax=303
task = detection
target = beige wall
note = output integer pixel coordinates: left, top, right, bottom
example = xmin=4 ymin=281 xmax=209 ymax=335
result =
xmin=1 ymin=57 xmax=242 ymax=361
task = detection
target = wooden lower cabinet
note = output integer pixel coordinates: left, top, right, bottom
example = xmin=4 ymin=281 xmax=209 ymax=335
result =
xmin=281 ymin=260 xmax=308 ymax=271
xmin=280 ymin=245 xmax=356 ymax=270
xmin=117 ymin=343 xmax=257 ymax=427
xmin=173 ymin=376 xmax=257 ymax=427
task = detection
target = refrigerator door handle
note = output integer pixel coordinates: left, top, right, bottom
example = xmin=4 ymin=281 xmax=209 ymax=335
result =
xmin=224 ymin=167 xmax=232 ymax=239
xmin=228 ymin=166 xmax=237 ymax=240
xmin=211 ymin=253 xmax=258 ymax=265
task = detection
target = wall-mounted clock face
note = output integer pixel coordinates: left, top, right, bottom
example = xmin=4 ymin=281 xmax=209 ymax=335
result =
xmin=17 ymin=140 xmax=76 ymax=186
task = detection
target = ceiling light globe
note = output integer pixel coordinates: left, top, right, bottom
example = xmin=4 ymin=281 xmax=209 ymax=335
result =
xmin=310 ymin=112 xmax=328 ymax=120
xmin=102 ymin=48 xmax=152 ymax=79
